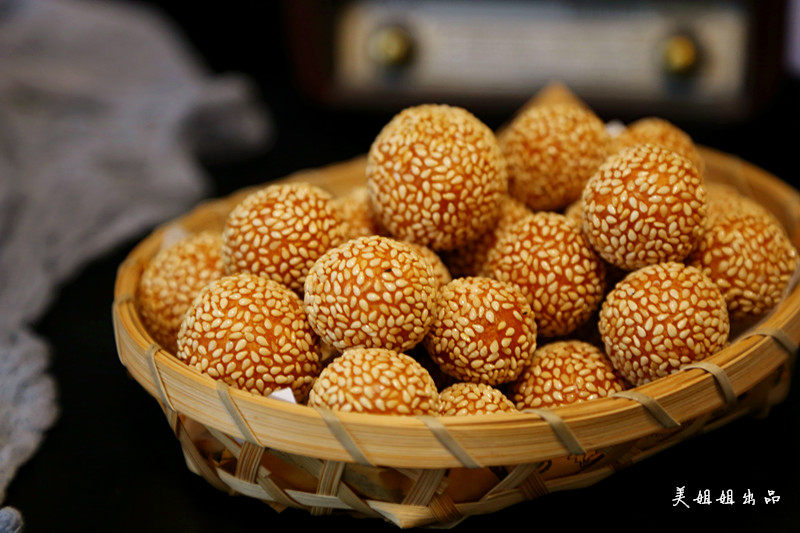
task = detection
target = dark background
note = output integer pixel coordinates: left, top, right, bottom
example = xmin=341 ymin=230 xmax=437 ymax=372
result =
xmin=5 ymin=1 xmax=800 ymax=531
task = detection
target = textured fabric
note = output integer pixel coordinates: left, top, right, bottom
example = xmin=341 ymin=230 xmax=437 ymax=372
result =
xmin=0 ymin=0 xmax=270 ymax=500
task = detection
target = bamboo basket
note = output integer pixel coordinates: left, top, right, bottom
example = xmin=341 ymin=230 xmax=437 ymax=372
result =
xmin=113 ymin=147 xmax=800 ymax=528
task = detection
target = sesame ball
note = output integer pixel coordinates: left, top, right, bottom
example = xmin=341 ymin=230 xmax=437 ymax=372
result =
xmin=442 ymin=197 xmax=530 ymax=278
xmin=177 ymin=273 xmax=321 ymax=401
xmin=307 ymin=347 xmax=439 ymax=415
xmin=407 ymin=242 xmax=452 ymax=287
xmin=611 ymin=117 xmax=704 ymax=173
xmin=599 ymin=262 xmax=730 ymax=386
xmin=582 ymin=144 xmax=706 ymax=270
xmin=688 ymin=210 xmax=798 ymax=319
xmin=333 ymin=186 xmax=386 ymax=240
xmin=500 ymin=104 xmax=609 ymax=211
xmin=424 ymin=277 xmax=537 ymax=385
xmin=137 ymin=231 xmax=224 ymax=353
xmin=222 ymin=183 xmax=348 ymax=293
xmin=366 ymin=104 xmax=507 ymax=251
xmin=304 ymin=236 xmax=438 ymax=352
xmin=485 ymin=212 xmax=606 ymax=337
xmin=704 ymin=183 xmax=776 ymax=226
xmin=439 ymin=383 xmax=517 ymax=416
xmin=509 ymin=341 xmax=626 ymax=409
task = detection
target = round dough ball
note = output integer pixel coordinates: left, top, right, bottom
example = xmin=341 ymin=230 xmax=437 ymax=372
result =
xmin=137 ymin=231 xmax=224 ymax=353
xmin=599 ymin=262 xmax=729 ymax=386
xmin=222 ymin=183 xmax=348 ymax=293
xmin=485 ymin=212 xmax=606 ymax=337
xmin=424 ymin=277 xmax=537 ymax=385
xmin=304 ymin=236 xmax=438 ymax=352
xmin=439 ymin=383 xmax=517 ymax=416
xmin=582 ymin=144 xmax=706 ymax=270
xmin=500 ymin=104 xmax=609 ymax=211
xmin=509 ymin=341 xmax=626 ymax=409
xmin=177 ymin=273 xmax=321 ymax=401
xmin=308 ymin=347 xmax=439 ymax=415
xmin=688 ymin=209 xmax=798 ymax=319
xmin=611 ymin=117 xmax=704 ymax=173
xmin=366 ymin=104 xmax=507 ymax=250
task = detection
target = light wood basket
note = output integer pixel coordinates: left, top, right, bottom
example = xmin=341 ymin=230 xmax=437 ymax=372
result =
xmin=113 ymin=148 xmax=800 ymax=528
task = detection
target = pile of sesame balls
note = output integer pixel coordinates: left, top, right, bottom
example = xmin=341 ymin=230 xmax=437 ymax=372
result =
xmin=137 ymin=93 xmax=798 ymax=417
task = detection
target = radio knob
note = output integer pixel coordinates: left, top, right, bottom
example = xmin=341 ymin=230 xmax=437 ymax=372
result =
xmin=662 ymin=34 xmax=699 ymax=76
xmin=368 ymin=25 xmax=414 ymax=68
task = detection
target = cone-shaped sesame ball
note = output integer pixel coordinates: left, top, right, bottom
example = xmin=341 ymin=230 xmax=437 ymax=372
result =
xmin=137 ymin=231 xmax=224 ymax=353
xmin=443 ymin=196 xmax=531 ymax=278
xmin=177 ymin=273 xmax=321 ymax=401
xmin=366 ymin=104 xmax=507 ymax=251
xmin=424 ymin=277 xmax=537 ymax=385
xmin=407 ymin=242 xmax=452 ymax=287
xmin=599 ymin=262 xmax=729 ymax=386
xmin=333 ymin=186 xmax=386 ymax=240
xmin=222 ymin=183 xmax=348 ymax=293
xmin=439 ymin=382 xmax=517 ymax=416
xmin=611 ymin=117 xmax=704 ymax=173
xmin=688 ymin=209 xmax=798 ymax=320
xmin=582 ymin=144 xmax=706 ymax=271
xmin=485 ymin=212 xmax=606 ymax=337
xmin=304 ymin=236 xmax=438 ymax=352
xmin=509 ymin=341 xmax=626 ymax=409
xmin=500 ymin=104 xmax=609 ymax=211
xmin=308 ymin=347 xmax=439 ymax=415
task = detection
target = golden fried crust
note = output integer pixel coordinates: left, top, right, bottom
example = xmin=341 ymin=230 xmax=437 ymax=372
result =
xmin=599 ymin=263 xmax=729 ymax=386
xmin=485 ymin=212 xmax=606 ymax=337
xmin=582 ymin=144 xmax=706 ymax=270
xmin=439 ymin=383 xmax=517 ymax=416
xmin=688 ymin=211 xmax=798 ymax=319
xmin=500 ymin=104 xmax=609 ymax=211
xmin=222 ymin=183 xmax=348 ymax=293
xmin=177 ymin=273 xmax=321 ymax=402
xmin=308 ymin=348 xmax=439 ymax=415
xmin=424 ymin=277 xmax=537 ymax=385
xmin=510 ymin=341 xmax=626 ymax=409
xmin=367 ymin=104 xmax=507 ymax=251
xmin=137 ymin=231 xmax=223 ymax=353
xmin=304 ymin=236 xmax=438 ymax=352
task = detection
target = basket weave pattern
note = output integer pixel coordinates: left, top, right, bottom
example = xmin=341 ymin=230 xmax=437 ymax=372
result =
xmin=113 ymin=150 xmax=800 ymax=528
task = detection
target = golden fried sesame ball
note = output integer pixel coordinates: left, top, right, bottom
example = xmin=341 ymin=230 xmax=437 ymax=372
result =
xmin=599 ymin=262 xmax=729 ymax=386
xmin=582 ymin=144 xmax=706 ymax=270
xmin=485 ymin=212 xmax=606 ymax=337
xmin=424 ymin=277 xmax=537 ymax=385
xmin=304 ymin=236 xmax=438 ymax=352
xmin=406 ymin=242 xmax=452 ymax=287
xmin=308 ymin=347 xmax=439 ymax=415
xmin=688 ymin=210 xmax=798 ymax=319
xmin=222 ymin=183 xmax=348 ymax=293
xmin=333 ymin=186 xmax=386 ymax=240
xmin=442 ymin=197 xmax=530 ymax=278
xmin=366 ymin=104 xmax=507 ymax=251
xmin=704 ymin=182 xmax=777 ymax=227
xmin=439 ymin=383 xmax=517 ymax=416
xmin=500 ymin=104 xmax=609 ymax=211
xmin=177 ymin=273 xmax=321 ymax=401
xmin=510 ymin=341 xmax=626 ymax=409
xmin=611 ymin=117 xmax=704 ymax=173
xmin=137 ymin=231 xmax=224 ymax=353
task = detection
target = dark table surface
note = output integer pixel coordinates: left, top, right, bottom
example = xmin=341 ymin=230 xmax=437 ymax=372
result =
xmin=6 ymin=3 xmax=800 ymax=531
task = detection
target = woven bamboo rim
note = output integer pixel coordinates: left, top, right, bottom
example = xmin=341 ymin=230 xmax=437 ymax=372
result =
xmin=114 ymin=147 xmax=800 ymax=470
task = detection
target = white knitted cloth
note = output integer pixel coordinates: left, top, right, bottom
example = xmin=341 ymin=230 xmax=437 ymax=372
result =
xmin=0 ymin=0 xmax=270 ymax=506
